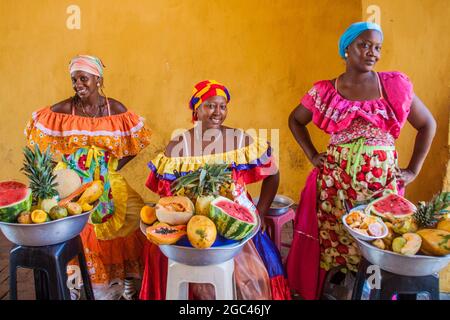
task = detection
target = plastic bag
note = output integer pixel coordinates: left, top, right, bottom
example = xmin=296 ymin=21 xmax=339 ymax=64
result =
xmin=234 ymin=240 xmax=272 ymax=299
xmin=190 ymin=241 xmax=272 ymax=300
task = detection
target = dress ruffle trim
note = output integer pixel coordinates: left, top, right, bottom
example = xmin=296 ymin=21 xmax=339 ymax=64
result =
xmin=301 ymin=71 xmax=413 ymax=138
xmin=147 ymin=138 xmax=273 ymax=181
xmin=24 ymin=107 xmax=151 ymax=159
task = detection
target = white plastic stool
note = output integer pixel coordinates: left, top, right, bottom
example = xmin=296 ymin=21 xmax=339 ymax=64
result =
xmin=166 ymin=258 xmax=235 ymax=300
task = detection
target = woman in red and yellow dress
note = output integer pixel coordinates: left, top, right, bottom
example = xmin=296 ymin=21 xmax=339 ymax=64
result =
xmin=24 ymin=55 xmax=152 ymax=299
xmin=139 ymin=80 xmax=291 ymax=300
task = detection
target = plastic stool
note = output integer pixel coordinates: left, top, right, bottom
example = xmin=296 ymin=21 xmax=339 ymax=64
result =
xmin=9 ymin=235 xmax=94 ymax=300
xmin=166 ymin=258 xmax=235 ymax=300
xmin=264 ymin=208 xmax=295 ymax=253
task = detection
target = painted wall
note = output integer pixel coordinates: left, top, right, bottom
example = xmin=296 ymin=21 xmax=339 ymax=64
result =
xmin=0 ymin=0 xmax=361 ymax=203
xmin=1 ymin=0 xmax=447 ymax=205
xmin=361 ymin=0 xmax=450 ymax=203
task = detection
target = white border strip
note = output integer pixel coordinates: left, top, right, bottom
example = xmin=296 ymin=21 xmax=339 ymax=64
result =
xmin=32 ymin=112 xmax=145 ymax=137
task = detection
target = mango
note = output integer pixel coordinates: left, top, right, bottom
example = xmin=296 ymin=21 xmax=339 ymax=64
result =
xmin=392 ymin=233 xmax=421 ymax=255
xmin=17 ymin=211 xmax=32 ymax=224
xmin=140 ymin=205 xmax=157 ymax=225
xmin=49 ymin=206 xmax=68 ymax=220
xmin=31 ymin=209 xmax=48 ymax=224
xmin=372 ymin=239 xmax=385 ymax=250
xmin=400 ymin=233 xmax=422 ymax=255
xmin=392 ymin=237 xmax=407 ymax=253
xmin=66 ymin=202 xmax=82 ymax=215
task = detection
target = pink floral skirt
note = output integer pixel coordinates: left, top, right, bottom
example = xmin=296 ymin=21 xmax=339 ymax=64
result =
xmin=317 ymin=143 xmax=399 ymax=272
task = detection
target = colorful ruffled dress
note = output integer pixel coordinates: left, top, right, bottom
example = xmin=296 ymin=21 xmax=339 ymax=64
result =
xmin=24 ymin=106 xmax=151 ymax=299
xmin=286 ymin=71 xmax=413 ymax=299
xmin=140 ymin=136 xmax=291 ymax=300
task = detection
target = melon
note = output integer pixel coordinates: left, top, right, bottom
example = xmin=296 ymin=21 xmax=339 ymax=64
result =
xmin=0 ymin=181 xmax=32 ymax=222
xmin=367 ymin=193 xmax=416 ymax=219
xmin=155 ymin=196 xmax=194 ymax=225
xmin=209 ymin=196 xmax=257 ymax=240
xmin=54 ymin=169 xmax=82 ymax=199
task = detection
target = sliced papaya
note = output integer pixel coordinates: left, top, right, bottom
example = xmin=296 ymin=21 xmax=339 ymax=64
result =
xmin=145 ymin=223 xmax=187 ymax=245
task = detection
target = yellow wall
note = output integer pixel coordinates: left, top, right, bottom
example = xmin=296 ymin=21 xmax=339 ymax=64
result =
xmin=0 ymin=0 xmax=447 ymax=206
xmin=0 ymin=0 xmax=361 ymax=203
xmin=361 ymin=0 xmax=450 ymax=203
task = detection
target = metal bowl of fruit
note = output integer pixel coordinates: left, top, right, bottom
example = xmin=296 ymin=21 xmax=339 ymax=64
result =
xmin=140 ymin=215 xmax=260 ymax=266
xmin=354 ymin=236 xmax=450 ymax=277
xmin=253 ymin=194 xmax=294 ymax=216
xmin=0 ymin=202 xmax=99 ymax=247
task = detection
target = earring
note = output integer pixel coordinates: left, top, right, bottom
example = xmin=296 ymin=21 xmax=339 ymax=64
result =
xmin=97 ymin=83 xmax=100 ymax=87
xmin=344 ymin=52 xmax=348 ymax=58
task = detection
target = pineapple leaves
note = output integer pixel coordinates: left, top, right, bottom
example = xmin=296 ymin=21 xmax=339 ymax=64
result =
xmin=414 ymin=191 xmax=450 ymax=228
xmin=170 ymin=163 xmax=232 ymax=200
xmin=21 ymin=145 xmax=58 ymax=204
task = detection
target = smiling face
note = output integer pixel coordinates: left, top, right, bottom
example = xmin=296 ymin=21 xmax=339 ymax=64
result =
xmin=195 ymin=95 xmax=228 ymax=129
xmin=71 ymin=71 xmax=101 ymax=99
xmin=345 ymin=29 xmax=383 ymax=72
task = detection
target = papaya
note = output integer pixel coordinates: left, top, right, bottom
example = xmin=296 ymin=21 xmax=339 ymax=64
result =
xmin=187 ymin=215 xmax=217 ymax=249
xmin=417 ymin=229 xmax=450 ymax=256
xmin=146 ymin=223 xmax=187 ymax=245
xmin=77 ymin=180 xmax=103 ymax=207
xmin=437 ymin=219 xmax=450 ymax=232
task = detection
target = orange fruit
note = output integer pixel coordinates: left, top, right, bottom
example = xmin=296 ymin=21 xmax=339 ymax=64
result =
xmin=140 ymin=205 xmax=157 ymax=225
xmin=31 ymin=209 xmax=48 ymax=224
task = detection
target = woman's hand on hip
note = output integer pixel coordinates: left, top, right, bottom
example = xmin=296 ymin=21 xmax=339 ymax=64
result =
xmin=311 ymin=152 xmax=327 ymax=168
xmin=395 ymin=168 xmax=417 ymax=187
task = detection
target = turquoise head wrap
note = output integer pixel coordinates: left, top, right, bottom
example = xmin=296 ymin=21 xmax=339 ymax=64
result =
xmin=338 ymin=22 xmax=383 ymax=58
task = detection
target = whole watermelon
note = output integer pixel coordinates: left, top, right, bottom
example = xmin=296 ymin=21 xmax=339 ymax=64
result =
xmin=209 ymin=196 xmax=257 ymax=240
xmin=0 ymin=181 xmax=32 ymax=222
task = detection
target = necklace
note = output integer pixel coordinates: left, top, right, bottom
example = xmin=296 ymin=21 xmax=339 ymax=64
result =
xmin=74 ymin=97 xmax=105 ymax=118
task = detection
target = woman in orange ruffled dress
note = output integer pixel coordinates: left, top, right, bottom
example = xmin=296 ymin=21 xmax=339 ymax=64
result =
xmin=24 ymin=55 xmax=152 ymax=300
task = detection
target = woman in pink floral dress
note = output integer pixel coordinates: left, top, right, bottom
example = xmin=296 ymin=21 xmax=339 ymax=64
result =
xmin=285 ymin=22 xmax=436 ymax=299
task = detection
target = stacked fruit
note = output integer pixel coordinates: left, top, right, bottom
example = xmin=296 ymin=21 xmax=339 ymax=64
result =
xmin=141 ymin=164 xmax=258 ymax=249
xmin=0 ymin=146 xmax=103 ymax=225
xmin=365 ymin=192 xmax=450 ymax=257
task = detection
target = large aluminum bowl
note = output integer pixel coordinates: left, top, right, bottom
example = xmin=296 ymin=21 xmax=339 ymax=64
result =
xmin=141 ymin=215 xmax=260 ymax=266
xmin=253 ymin=194 xmax=294 ymax=216
xmin=0 ymin=203 xmax=98 ymax=247
xmin=354 ymin=236 xmax=450 ymax=276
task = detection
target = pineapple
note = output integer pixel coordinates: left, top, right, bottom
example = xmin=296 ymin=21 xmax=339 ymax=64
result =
xmin=170 ymin=164 xmax=232 ymax=215
xmin=21 ymin=145 xmax=59 ymax=212
xmin=413 ymin=192 xmax=450 ymax=228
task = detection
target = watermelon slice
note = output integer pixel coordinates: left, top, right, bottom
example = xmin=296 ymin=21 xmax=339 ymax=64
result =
xmin=209 ymin=196 xmax=257 ymax=240
xmin=367 ymin=193 xmax=416 ymax=219
xmin=0 ymin=181 xmax=32 ymax=223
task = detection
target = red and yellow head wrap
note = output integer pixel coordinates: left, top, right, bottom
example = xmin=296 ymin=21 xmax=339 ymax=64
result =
xmin=69 ymin=55 xmax=105 ymax=77
xmin=189 ymin=80 xmax=230 ymax=121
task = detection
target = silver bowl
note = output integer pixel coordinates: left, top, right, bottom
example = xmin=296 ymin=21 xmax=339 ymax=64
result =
xmin=0 ymin=203 xmax=98 ymax=247
xmin=140 ymin=215 xmax=260 ymax=266
xmin=254 ymin=194 xmax=294 ymax=216
xmin=354 ymin=236 xmax=450 ymax=276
